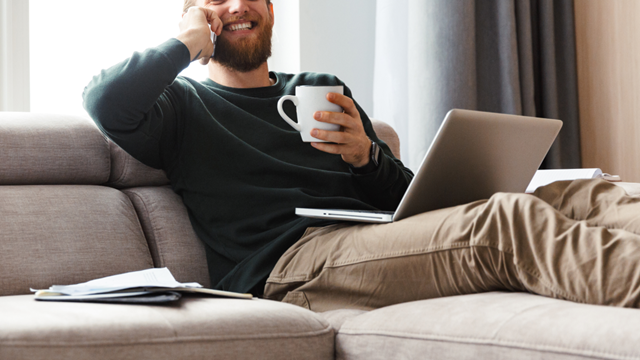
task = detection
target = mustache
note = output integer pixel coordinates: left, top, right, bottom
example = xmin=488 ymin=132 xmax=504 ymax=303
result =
xmin=223 ymin=15 xmax=261 ymax=26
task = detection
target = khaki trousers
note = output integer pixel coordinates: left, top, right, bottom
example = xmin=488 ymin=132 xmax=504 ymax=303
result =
xmin=264 ymin=179 xmax=640 ymax=312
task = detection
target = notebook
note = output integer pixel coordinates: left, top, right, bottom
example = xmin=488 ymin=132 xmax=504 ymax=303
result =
xmin=296 ymin=109 xmax=563 ymax=223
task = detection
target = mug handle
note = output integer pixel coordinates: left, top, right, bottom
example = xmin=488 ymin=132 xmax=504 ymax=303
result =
xmin=277 ymin=95 xmax=302 ymax=131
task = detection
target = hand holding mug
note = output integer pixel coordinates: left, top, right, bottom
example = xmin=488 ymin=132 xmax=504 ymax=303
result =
xmin=277 ymin=86 xmax=343 ymax=142
xmin=276 ymin=86 xmax=371 ymax=168
xmin=310 ymin=92 xmax=371 ymax=168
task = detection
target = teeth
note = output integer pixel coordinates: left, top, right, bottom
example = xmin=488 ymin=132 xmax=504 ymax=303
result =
xmin=229 ymin=22 xmax=252 ymax=31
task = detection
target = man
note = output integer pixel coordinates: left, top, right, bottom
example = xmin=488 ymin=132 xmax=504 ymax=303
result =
xmin=84 ymin=0 xmax=640 ymax=311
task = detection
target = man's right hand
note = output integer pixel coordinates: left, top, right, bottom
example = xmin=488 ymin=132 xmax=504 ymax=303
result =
xmin=176 ymin=6 xmax=223 ymax=65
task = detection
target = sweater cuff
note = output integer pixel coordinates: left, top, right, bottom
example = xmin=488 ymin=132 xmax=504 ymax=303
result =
xmin=158 ymin=38 xmax=192 ymax=75
xmin=349 ymin=151 xmax=390 ymax=181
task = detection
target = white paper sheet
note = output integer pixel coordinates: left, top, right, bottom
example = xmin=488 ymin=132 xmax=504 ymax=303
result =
xmin=526 ymin=168 xmax=602 ymax=193
xmin=32 ymin=268 xmax=201 ymax=296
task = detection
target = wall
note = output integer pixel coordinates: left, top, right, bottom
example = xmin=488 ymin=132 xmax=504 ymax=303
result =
xmin=268 ymin=0 xmax=377 ymax=116
xmin=268 ymin=0 xmax=300 ymax=74
xmin=574 ymin=1 xmax=640 ymax=182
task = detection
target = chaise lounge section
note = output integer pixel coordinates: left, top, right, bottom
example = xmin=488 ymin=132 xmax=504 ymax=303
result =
xmin=1 ymin=111 xmax=640 ymax=360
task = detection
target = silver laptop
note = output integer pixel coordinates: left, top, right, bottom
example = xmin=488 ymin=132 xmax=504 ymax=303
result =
xmin=296 ymin=109 xmax=563 ymax=223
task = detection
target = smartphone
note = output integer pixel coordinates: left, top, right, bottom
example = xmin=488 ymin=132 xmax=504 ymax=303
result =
xmin=210 ymin=30 xmax=217 ymax=58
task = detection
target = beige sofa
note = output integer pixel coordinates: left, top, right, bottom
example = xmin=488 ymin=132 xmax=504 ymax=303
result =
xmin=2 ymin=111 xmax=640 ymax=360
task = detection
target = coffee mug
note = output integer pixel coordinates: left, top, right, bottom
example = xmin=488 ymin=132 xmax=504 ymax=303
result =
xmin=277 ymin=85 xmax=344 ymax=142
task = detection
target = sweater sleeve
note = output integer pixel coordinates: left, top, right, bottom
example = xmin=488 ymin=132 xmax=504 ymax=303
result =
xmin=82 ymin=38 xmax=192 ymax=170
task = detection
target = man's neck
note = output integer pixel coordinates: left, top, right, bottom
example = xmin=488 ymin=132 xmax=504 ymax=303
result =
xmin=207 ymin=62 xmax=272 ymax=88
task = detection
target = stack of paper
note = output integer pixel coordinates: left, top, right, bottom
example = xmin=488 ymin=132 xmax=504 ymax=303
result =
xmin=31 ymin=268 xmax=253 ymax=303
xmin=526 ymin=168 xmax=621 ymax=193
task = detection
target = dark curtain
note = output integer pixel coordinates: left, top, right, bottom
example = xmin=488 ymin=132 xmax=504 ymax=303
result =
xmin=475 ymin=0 xmax=581 ymax=168
xmin=375 ymin=0 xmax=581 ymax=169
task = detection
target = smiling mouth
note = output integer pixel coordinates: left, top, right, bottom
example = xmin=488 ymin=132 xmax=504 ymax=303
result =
xmin=225 ymin=22 xmax=255 ymax=32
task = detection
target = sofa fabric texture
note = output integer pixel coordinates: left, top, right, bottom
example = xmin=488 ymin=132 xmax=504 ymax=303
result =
xmin=0 ymin=112 xmax=110 ymax=185
xmin=0 ymin=185 xmax=153 ymax=296
xmin=107 ymin=141 xmax=170 ymax=189
xmin=0 ymin=295 xmax=335 ymax=360
xmin=123 ymin=186 xmax=211 ymax=287
xmin=336 ymin=292 xmax=640 ymax=360
xmin=3 ymin=112 xmax=640 ymax=360
xmin=370 ymin=119 xmax=401 ymax=160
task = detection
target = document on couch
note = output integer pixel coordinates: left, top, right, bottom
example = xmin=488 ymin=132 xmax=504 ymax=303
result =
xmin=31 ymin=267 xmax=254 ymax=303
xmin=526 ymin=168 xmax=621 ymax=193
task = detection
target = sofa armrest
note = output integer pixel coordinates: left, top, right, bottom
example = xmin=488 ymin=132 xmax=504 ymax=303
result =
xmin=370 ymin=119 xmax=401 ymax=160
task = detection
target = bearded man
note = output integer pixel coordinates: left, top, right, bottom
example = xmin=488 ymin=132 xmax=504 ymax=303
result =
xmin=83 ymin=0 xmax=640 ymax=311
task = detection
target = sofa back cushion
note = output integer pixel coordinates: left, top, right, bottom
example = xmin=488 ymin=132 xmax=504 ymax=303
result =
xmin=107 ymin=141 xmax=170 ymax=189
xmin=0 ymin=112 xmax=110 ymax=185
xmin=123 ymin=187 xmax=211 ymax=287
xmin=0 ymin=185 xmax=154 ymax=296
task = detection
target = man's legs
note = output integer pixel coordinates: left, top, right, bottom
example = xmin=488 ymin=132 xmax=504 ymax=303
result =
xmin=264 ymin=179 xmax=640 ymax=311
xmin=534 ymin=179 xmax=640 ymax=233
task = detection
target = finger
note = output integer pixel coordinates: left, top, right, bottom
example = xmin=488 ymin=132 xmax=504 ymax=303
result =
xmin=183 ymin=6 xmax=205 ymax=19
xmin=212 ymin=18 xmax=223 ymax=35
xmin=310 ymin=142 xmax=343 ymax=155
xmin=199 ymin=55 xmax=210 ymax=65
xmin=311 ymin=129 xmax=350 ymax=144
xmin=313 ymin=111 xmax=351 ymax=127
xmin=314 ymin=111 xmax=364 ymax=134
xmin=185 ymin=7 xmax=221 ymax=31
xmin=327 ymin=93 xmax=359 ymax=118
xmin=200 ymin=7 xmax=223 ymax=30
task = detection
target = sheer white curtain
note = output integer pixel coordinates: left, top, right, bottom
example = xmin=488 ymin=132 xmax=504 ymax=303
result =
xmin=373 ymin=0 xmax=582 ymax=171
xmin=373 ymin=0 xmax=409 ymax=167
xmin=374 ymin=0 xmax=475 ymax=171
xmin=0 ymin=0 xmax=30 ymax=111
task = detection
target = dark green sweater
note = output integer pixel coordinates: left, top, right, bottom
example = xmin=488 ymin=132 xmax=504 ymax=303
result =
xmin=83 ymin=39 xmax=413 ymax=295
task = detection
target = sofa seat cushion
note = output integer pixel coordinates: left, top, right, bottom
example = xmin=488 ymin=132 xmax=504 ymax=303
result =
xmin=336 ymin=292 xmax=640 ymax=360
xmin=320 ymin=309 xmax=368 ymax=332
xmin=0 ymin=295 xmax=334 ymax=360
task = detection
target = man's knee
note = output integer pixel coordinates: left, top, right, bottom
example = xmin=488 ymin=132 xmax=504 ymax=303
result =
xmin=487 ymin=192 xmax=540 ymax=212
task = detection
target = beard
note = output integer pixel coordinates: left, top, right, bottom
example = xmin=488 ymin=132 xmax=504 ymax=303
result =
xmin=213 ymin=16 xmax=273 ymax=73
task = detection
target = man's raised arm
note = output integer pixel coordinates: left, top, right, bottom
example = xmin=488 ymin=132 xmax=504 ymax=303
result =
xmin=82 ymin=7 xmax=221 ymax=169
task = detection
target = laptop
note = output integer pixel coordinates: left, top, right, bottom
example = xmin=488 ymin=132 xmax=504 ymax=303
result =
xmin=295 ymin=109 xmax=563 ymax=223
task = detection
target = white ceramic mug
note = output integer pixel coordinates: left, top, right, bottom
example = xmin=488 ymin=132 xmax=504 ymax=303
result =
xmin=277 ymin=85 xmax=344 ymax=142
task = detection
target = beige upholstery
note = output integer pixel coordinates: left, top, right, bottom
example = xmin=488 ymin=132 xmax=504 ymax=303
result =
xmin=123 ymin=186 xmax=211 ymax=287
xmin=0 ymin=185 xmax=153 ymax=296
xmin=0 ymin=112 xmax=110 ymax=185
xmin=320 ymin=309 xmax=367 ymax=332
xmin=336 ymin=292 xmax=640 ymax=360
xmin=371 ymin=119 xmax=401 ymax=159
xmin=0 ymin=295 xmax=335 ymax=360
xmin=4 ymin=111 xmax=640 ymax=360
xmin=107 ymin=141 xmax=170 ymax=188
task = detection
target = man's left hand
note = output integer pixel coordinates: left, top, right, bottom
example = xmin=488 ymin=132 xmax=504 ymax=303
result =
xmin=310 ymin=93 xmax=371 ymax=168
